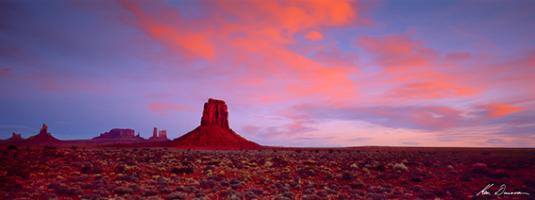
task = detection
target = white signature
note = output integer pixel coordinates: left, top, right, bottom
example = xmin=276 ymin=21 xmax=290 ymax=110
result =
xmin=476 ymin=183 xmax=530 ymax=196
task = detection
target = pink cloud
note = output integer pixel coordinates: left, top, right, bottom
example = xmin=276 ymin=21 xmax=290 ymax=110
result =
xmin=356 ymin=34 xmax=482 ymax=101
xmin=305 ymin=31 xmax=323 ymax=41
xmin=148 ymin=102 xmax=190 ymax=114
xmin=482 ymin=103 xmax=523 ymax=118
xmin=389 ymin=81 xmax=477 ymax=99
xmin=0 ymin=68 xmax=11 ymax=76
xmin=15 ymin=70 xmax=112 ymax=94
xmin=311 ymin=43 xmax=358 ymax=68
xmin=445 ymin=52 xmax=472 ymax=61
xmin=119 ymin=0 xmax=215 ymax=59
xmin=212 ymin=0 xmax=357 ymax=34
xmin=119 ymin=0 xmax=363 ymax=104
xmin=447 ymin=49 xmax=535 ymax=101
xmin=357 ymin=35 xmax=437 ymax=70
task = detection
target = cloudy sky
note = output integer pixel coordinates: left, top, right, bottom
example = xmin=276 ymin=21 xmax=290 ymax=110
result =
xmin=1 ymin=0 xmax=534 ymax=147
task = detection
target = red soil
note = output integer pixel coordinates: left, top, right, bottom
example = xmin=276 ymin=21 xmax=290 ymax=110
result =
xmin=1 ymin=147 xmax=533 ymax=199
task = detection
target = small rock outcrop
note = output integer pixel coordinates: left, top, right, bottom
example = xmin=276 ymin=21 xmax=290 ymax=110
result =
xmin=172 ymin=98 xmax=260 ymax=149
xmin=7 ymin=132 xmax=23 ymax=142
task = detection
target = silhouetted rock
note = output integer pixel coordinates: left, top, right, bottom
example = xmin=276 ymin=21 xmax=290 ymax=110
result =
xmin=149 ymin=127 xmax=169 ymax=141
xmin=172 ymin=98 xmax=260 ymax=149
xmin=159 ymin=130 xmax=168 ymax=138
xmin=24 ymin=123 xmax=61 ymax=144
xmin=7 ymin=132 xmax=23 ymax=142
xmin=92 ymin=128 xmax=145 ymax=142
xmin=40 ymin=124 xmax=48 ymax=134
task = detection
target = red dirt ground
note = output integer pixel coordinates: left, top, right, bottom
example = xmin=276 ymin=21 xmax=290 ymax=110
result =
xmin=1 ymin=146 xmax=533 ymax=199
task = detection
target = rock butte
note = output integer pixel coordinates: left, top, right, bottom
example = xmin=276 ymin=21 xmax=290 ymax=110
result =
xmin=24 ymin=123 xmax=61 ymax=144
xmin=172 ymin=98 xmax=260 ymax=149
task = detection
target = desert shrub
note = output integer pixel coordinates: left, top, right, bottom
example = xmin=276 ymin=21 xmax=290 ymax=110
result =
xmin=44 ymin=146 xmax=57 ymax=150
xmin=7 ymin=165 xmax=29 ymax=178
xmin=80 ymin=165 xmax=103 ymax=174
xmin=171 ymin=166 xmax=194 ymax=174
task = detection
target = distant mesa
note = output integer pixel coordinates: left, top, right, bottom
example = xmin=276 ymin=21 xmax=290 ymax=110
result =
xmin=92 ymin=128 xmax=145 ymax=142
xmin=172 ymin=98 xmax=260 ymax=149
xmin=24 ymin=123 xmax=61 ymax=144
xmin=149 ymin=127 xmax=169 ymax=141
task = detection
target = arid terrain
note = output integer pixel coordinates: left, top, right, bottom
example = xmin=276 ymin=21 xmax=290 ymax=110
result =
xmin=1 ymin=146 xmax=533 ymax=200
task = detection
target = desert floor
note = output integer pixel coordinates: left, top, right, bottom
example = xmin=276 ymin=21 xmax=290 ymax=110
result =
xmin=1 ymin=146 xmax=533 ymax=199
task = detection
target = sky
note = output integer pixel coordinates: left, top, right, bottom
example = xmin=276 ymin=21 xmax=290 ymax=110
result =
xmin=1 ymin=0 xmax=534 ymax=147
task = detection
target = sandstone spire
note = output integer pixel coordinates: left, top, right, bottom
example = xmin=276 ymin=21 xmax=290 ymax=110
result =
xmin=152 ymin=127 xmax=158 ymax=138
xmin=39 ymin=123 xmax=49 ymax=135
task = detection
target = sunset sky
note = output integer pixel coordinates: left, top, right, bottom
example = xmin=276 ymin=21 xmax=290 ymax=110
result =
xmin=1 ymin=0 xmax=534 ymax=147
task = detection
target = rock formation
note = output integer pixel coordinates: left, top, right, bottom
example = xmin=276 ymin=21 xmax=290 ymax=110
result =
xmin=201 ymin=98 xmax=230 ymax=129
xmin=92 ymin=128 xmax=145 ymax=142
xmin=7 ymin=132 xmax=23 ymax=142
xmin=149 ymin=127 xmax=169 ymax=141
xmin=172 ymin=98 xmax=260 ymax=149
xmin=25 ymin=123 xmax=61 ymax=144
xmin=152 ymin=127 xmax=158 ymax=138
xmin=158 ymin=130 xmax=168 ymax=139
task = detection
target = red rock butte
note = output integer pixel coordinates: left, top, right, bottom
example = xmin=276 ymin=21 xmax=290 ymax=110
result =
xmin=24 ymin=123 xmax=61 ymax=144
xmin=172 ymin=98 xmax=260 ymax=149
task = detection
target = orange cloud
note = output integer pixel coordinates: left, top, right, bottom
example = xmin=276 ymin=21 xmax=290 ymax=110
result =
xmin=215 ymin=0 xmax=356 ymax=33
xmin=119 ymin=0 xmax=362 ymax=104
xmin=483 ymin=103 xmax=523 ymax=117
xmin=305 ymin=31 xmax=323 ymax=41
xmin=119 ymin=0 xmax=215 ymax=59
xmin=227 ymin=37 xmax=358 ymax=103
